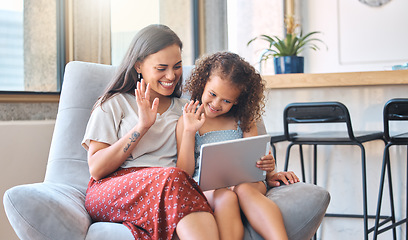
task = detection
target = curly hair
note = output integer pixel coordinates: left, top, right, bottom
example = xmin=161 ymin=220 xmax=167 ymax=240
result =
xmin=184 ymin=52 xmax=265 ymax=132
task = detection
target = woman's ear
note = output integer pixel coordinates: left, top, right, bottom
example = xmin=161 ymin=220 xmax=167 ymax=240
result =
xmin=134 ymin=62 xmax=141 ymax=73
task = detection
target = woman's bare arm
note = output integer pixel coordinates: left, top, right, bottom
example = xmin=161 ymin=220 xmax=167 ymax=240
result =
xmin=88 ymin=80 xmax=159 ymax=180
xmin=88 ymin=123 xmax=150 ymax=181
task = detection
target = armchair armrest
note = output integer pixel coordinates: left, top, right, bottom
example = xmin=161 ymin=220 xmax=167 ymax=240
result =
xmin=244 ymin=182 xmax=330 ymax=240
xmin=3 ymin=182 xmax=91 ymax=240
xmin=269 ymin=183 xmax=329 ymax=240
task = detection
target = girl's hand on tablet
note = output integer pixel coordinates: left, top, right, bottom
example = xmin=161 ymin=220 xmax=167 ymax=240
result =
xmin=256 ymin=151 xmax=275 ymax=172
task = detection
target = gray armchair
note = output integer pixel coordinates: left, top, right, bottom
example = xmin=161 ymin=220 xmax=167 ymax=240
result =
xmin=3 ymin=61 xmax=330 ymax=240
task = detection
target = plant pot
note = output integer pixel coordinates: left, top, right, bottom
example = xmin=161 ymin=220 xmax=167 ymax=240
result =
xmin=274 ymin=56 xmax=304 ymax=74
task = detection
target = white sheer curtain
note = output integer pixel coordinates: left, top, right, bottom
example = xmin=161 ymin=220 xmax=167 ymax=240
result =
xmin=227 ymin=0 xmax=284 ymax=75
xmin=66 ymin=0 xmax=111 ymax=65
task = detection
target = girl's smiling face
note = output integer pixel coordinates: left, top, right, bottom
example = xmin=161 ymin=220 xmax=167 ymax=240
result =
xmin=136 ymin=44 xmax=182 ymax=100
xmin=201 ymin=74 xmax=241 ymax=118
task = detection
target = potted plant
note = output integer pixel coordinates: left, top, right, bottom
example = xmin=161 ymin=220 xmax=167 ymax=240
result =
xmin=247 ymin=15 xmax=325 ymax=74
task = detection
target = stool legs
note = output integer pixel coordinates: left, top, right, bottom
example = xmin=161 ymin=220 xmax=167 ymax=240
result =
xmin=284 ymin=143 xmax=374 ymax=240
xmin=358 ymin=143 xmax=369 ymax=240
xmin=271 ymin=143 xmax=277 ymax=159
xmin=284 ymin=143 xmax=306 ymax=182
xmin=373 ymin=143 xmax=400 ymax=240
xmin=299 ymin=145 xmax=306 ymax=182
xmin=313 ymin=145 xmax=317 ymax=185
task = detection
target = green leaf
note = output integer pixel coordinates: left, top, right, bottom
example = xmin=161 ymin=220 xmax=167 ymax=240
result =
xmin=247 ymin=28 xmax=326 ymax=61
xmin=247 ymin=37 xmax=258 ymax=46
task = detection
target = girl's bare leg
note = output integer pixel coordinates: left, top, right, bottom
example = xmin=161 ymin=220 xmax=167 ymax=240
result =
xmin=205 ymin=189 xmax=244 ymax=240
xmin=176 ymin=211 xmax=220 ymax=240
xmin=234 ymin=182 xmax=288 ymax=240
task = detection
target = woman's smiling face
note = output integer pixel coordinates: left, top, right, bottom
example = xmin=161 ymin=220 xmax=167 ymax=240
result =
xmin=136 ymin=44 xmax=182 ymax=100
xmin=201 ymin=74 xmax=241 ymax=118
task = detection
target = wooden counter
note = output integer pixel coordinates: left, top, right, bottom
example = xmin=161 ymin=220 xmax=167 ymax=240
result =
xmin=263 ymin=69 xmax=408 ymax=89
xmin=1 ymin=70 xmax=407 ymax=102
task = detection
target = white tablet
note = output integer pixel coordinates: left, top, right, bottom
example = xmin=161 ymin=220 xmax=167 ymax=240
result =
xmin=197 ymin=134 xmax=271 ymax=191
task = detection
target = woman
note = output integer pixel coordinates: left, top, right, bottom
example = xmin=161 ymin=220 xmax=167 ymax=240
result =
xmin=81 ymin=24 xmax=219 ymax=240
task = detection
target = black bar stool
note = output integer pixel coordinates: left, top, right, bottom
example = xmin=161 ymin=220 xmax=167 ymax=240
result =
xmin=373 ymin=98 xmax=408 ymax=240
xmin=268 ymin=132 xmax=296 ymax=159
xmin=282 ymin=101 xmax=385 ymax=240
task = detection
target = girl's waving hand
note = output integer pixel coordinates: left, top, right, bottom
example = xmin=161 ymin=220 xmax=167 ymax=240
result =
xmin=182 ymin=100 xmax=206 ymax=133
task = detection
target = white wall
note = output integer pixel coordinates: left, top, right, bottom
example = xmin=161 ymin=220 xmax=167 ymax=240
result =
xmin=0 ymin=120 xmax=54 ymax=240
xmin=262 ymin=0 xmax=408 ymax=239
xmin=301 ymin=0 xmax=408 ymax=74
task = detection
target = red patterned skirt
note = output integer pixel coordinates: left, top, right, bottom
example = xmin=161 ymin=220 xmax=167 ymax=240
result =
xmin=85 ymin=167 xmax=212 ymax=240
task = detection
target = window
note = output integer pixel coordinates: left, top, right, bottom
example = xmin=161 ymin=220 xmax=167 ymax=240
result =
xmin=0 ymin=0 xmax=64 ymax=93
xmin=0 ymin=1 xmax=23 ymax=91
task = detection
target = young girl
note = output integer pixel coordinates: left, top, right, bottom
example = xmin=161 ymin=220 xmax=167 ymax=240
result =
xmin=176 ymin=52 xmax=291 ymax=240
